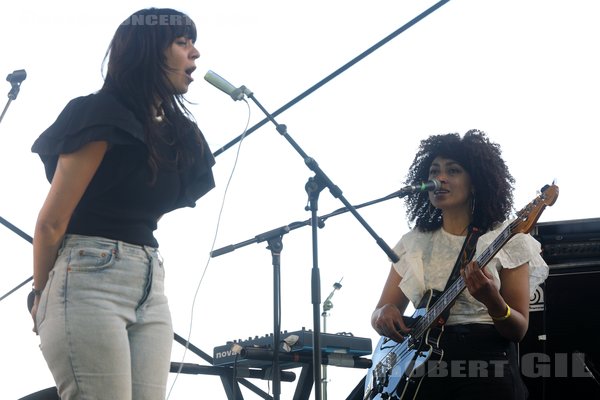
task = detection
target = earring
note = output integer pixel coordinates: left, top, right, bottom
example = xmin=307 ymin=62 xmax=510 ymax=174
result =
xmin=471 ymin=196 xmax=476 ymax=215
xmin=428 ymin=203 xmax=437 ymax=222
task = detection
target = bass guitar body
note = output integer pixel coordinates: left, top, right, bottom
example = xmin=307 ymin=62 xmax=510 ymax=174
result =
xmin=364 ymin=289 xmax=445 ymax=400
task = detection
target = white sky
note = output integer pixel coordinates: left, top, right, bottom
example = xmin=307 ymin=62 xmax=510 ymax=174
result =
xmin=1 ymin=1 xmax=599 ymax=399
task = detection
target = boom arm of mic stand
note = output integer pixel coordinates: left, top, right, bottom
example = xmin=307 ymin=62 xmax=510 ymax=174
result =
xmin=210 ymin=187 xmax=406 ymax=259
xmin=210 ymin=225 xmax=293 ymax=258
xmin=317 ymin=189 xmax=410 ymax=226
xmin=0 ymin=216 xmax=34 ymax=302
xmin=210 ymin=0 xmax=451 ymax=158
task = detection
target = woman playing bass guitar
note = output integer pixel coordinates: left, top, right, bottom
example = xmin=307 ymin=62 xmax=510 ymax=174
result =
xmin=370 ymin=130 xmax=549 ymax=400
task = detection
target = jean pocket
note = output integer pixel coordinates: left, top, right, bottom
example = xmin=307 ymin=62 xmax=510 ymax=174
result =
xmin=68 ymin=247 xmax=116 ymax=271
xmin=36 ymin=269 xmax=55 ymax=329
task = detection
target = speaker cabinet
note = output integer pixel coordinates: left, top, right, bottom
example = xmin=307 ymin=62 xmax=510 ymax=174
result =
xmin=521 ymin=218 xmax=600 ymax=399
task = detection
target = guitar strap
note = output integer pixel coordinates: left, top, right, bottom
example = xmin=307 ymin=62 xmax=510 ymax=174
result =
xmin=444 ymin=225 xmax=482 ymax=291
xmin=438 ymin=225 xmax=482 ymax=325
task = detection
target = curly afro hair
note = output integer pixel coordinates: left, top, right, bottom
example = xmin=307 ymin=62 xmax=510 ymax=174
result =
xmin=404 ymin=129 xmax=515 ymax=233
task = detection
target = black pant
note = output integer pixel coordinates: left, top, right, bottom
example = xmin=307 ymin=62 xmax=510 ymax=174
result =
xmin=416 ymin=324 xmax=528 ymax=400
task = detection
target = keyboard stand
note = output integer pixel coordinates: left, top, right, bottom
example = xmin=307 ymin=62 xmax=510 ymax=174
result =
xmin=172 ymin=333 xmax=286 ymax=400
xmin=172 ymin=333 xmax=371 ymax=399
xmin=169 ymin=362 xmax=297 ymax=400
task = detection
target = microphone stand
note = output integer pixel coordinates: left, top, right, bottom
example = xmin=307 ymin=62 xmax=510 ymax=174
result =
xmin=213 ymin=87 xmax=402 ymax=400
xmin=212 ymin=225 xmax=291 ymax=400
xmin=211 ymin=187 xmax=419 ymax=398
xmin=1 ymin=70 xmax=26 ymax=126
xmin=0 ymin=70 xmax=32 ymax=302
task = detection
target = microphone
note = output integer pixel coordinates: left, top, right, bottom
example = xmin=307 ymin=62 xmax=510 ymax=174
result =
xmin=204 ymin=70 xmax=246 ymax=101
xmin=6 ymin=69 xmax=27 ymax=84
xmin=397 ymin=179 xmax=441 ymax=195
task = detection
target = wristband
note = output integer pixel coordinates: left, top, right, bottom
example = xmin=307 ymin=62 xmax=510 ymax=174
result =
xmin=32 ymin=287 xmax=44 ymax=297
xmin=490 ymin=304 xmax=511 ymax=321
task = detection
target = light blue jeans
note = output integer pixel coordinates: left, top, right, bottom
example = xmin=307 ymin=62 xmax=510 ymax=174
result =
xmin=36 ymin=234 xmax=173 ymax=400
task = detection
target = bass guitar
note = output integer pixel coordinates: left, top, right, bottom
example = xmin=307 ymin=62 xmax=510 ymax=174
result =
xmin=364 ymin=183 xmax=559 ymax=400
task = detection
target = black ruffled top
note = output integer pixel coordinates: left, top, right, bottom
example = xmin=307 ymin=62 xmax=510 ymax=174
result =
xmin=31 ymin=91 xmax=215 ymax=247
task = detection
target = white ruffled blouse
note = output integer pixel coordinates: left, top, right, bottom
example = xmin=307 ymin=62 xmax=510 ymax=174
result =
xmin=392 ymin=221 xmax=549 ymax=325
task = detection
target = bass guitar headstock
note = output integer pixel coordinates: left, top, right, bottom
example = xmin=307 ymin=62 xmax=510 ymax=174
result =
xmin=512 ymin=183 xmax=559 ymax=235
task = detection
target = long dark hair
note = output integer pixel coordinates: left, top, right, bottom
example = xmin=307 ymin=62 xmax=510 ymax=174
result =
xmin=404 ymin=129 xmax=515 ymax=232
xmin=101 ymin=8 xmax=203 ymax=180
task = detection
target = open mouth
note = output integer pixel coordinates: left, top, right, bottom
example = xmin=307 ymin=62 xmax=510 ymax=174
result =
xmin=185 ymin=66 xmax=196 ymax=80
xmin=434 ymin=189 xmax=449 ymax=195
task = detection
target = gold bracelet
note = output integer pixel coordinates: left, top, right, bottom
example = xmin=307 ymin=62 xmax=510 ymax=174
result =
xmin=490 ymin=304 xmax=511 ymax=321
